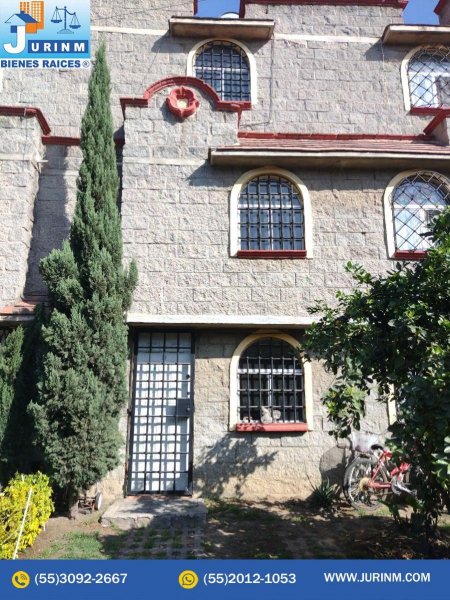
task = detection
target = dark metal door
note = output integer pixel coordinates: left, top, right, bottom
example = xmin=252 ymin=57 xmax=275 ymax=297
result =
xmin=128 ymin=331 xmax=194 ymax=494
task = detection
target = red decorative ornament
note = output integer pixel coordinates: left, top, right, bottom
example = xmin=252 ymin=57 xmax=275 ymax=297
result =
xmin=166 ymin=87 xmax=200 ymax=120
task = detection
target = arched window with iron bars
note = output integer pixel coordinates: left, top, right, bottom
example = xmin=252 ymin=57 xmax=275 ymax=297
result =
xmin=238 ymin=174 xmax=305 ymax=252
xmin=407 ymin=46 xmax=450 ymax=108
xmin=193 ymin=40 xmax=251 ymax=102
xmin=390 ymin=171 xmax=450 ymax=255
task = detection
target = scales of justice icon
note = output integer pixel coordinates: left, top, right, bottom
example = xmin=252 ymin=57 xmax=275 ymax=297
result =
xmin=51 ymin=5 xmax=81 ymax=34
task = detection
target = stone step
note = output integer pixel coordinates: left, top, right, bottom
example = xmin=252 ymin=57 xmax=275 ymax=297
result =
xmin=101 ymin=496 xmax=208 ymax=530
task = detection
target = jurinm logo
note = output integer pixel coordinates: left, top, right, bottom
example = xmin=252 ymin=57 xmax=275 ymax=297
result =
xmin=0 ymin=1 xmax=90 ymax=68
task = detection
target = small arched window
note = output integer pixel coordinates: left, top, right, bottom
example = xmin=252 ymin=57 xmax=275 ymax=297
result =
xmin=193 ymin=40 xmax=250 ymax=102
xmin=407 ymin=46 xmax=450 ymax=108
xmin=387 ymin=171 xmax=450 ymax=258
xmin=238 ymin=174 xmax=305 ymax=253
xmin=238 ymin=338 xmax=305 ymax=424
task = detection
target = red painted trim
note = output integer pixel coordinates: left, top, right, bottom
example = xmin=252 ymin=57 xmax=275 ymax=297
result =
xmin=410 ymin=106 xmax=444 ymax=116
xmin=239 ymin=0 xmax=408 ymax=16
xmin=0 ymin=105 xmax=51 ymax=135
xmin=238 ymin=132 xmax=430 ymax=141
xmin=393 ymin=250 xmax=427 ymax=260
xmin=166 ymin=87 xmax=200 ymax=120
xmin=121 ymin=77 xmax=251 ymax=117
xmin=236 ymin=422 xmax=310 ymax=432
xmin=435 ymin=0 xmax=447 ymax=15
xmin=423 ymin=109 xmax=450 ymax=135
xmin=42 ymin=135 xmax=80 ymax=146
xmin=144 ymin=77 xmax=251 ymax=112
xmin=237 ymin=250 xmax=307 ymax=259
xmin=120 ymin=97 xmax=149 ymax=116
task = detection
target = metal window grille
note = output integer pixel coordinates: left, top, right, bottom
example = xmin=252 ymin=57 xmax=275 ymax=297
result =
xmin=237 ymin=339 xmax=305 ymax=424
xmin=238 ymin=175 xmax=305 ymax=251
xmin=194 ymin=41 xmax=250 ymax=102
xmin=391 ymin=172 xmax=450 ymax=252
xmin=408 ymin=47 xmax=450 ymax=108
xmin=128 ymin=331 xmax=194 ymax=495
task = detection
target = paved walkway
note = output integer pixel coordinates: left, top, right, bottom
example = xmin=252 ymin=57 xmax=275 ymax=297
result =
xmin=101 ymin=496 xmax=208 ymax=558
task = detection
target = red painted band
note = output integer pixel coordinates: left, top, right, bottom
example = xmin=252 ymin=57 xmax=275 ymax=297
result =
xmin=238 ymin=132 xmax=430 ymax=141
xmin=435 ymin=0 xmax=447 ymax=15
xmin=410 ymin=106 xmax=444 ymax=116
xmin=423 ymin=109 xmax=450 ymax=135
xmin=393 ymin=250 xmax=427 ymax=260
xmin=0 ymin=105 xmax=51 ymax=135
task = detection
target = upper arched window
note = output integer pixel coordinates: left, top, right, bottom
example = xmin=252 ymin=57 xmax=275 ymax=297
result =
xmin=385 ymin=171 xmax=450 ymax=258
xmin=407 ymin=46 xmax=450 ymax=108
xmin=230 ymin=169 xmax=313 ymax=258
xmin=193 ymin=40 xmax=251 ymax=102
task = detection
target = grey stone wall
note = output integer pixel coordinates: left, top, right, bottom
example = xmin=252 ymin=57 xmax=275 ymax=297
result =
xmin=0 ymin=1 xmax=430 ymax=138
xmin=193 ymin=329 xmax=390 ymax=500
xmin=244 ymin=3 xmax=404 ymax=36
xmin=0 ymin=115 xmax=43 ymax=305
xmin=123 ymin=87 xmax=432 ymax=319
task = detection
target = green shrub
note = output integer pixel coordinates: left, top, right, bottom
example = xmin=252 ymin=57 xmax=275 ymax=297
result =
xmin=0 ymin=472 xmax=54 ymax=559
xmin=310 ymin=479 xmax=339 ymax=510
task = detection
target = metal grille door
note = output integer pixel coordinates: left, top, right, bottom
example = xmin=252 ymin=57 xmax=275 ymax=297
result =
xmin=128 ymin=332 xmax=194 ymax=494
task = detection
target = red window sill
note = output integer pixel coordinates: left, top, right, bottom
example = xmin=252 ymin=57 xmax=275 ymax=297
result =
xmin=410 ymin=107 xmax=444 ymax=116
xmin=235 ymin=423 xmax=310 ymax=433
xmin=393 ymin=250 xmax=427 ymax=260
xmin=236 ymin=250 xmax=307 ymax=259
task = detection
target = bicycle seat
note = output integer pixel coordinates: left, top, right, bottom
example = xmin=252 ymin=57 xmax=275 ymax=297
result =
xmin=371 ymin=444 xmax=384 ymax=451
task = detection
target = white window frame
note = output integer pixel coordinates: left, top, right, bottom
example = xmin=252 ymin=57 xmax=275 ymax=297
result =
xmin=229 ymin=167 xmax=313 ymax=257
xmin=383 ymin=170 xmax=450 ymax=257
xmin=187 ymin=37 xmax=257 ymax=105
xmin=401 ymin=45 xmax=450 ymax=111
xmin=229 ymin=333 xmax=313 ymax=431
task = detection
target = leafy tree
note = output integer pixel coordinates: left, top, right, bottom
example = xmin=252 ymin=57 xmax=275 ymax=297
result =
xmin=302 ymin=209 xmax=450 ymax=537
xmin=29 ymin=43 xmax=137 ymax=507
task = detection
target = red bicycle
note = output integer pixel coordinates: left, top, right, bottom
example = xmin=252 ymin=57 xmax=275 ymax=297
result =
xmin=344 ymin=444 xmax=416 ymax=510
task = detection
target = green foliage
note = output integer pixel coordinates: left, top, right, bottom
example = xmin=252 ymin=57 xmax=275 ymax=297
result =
xmin=0 ymin=472 xmax=54 ymax=559
xmin=30 ymin=43 xmax=137 ymax=506
xmin=310 ymin=479 xmax=339 ymax=510
xmin=303 ymin=208 xmax=450 ymax=537
xmin=0 ymin=328 xmax=24 ymax=467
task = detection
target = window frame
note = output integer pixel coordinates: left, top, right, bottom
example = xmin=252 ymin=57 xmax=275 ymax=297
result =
xmin=402 ymin=45 xmax=450 ymax=112
xmin=229 ymin=333 xmax=313 ymax=432
xmin=229 ymin=167 xmax=313 ymax=259
xmin=383 ymin=170 xmax=450 ymax=260
xmin=187 ymin=37 xmax=257 ymax=106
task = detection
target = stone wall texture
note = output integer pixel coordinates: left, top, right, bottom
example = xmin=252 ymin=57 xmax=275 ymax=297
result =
xmin=0 ymin=1 xmax=441 ymax=500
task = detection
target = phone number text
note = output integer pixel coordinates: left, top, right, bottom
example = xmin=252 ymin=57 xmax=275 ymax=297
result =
xmin=35 ymin=573 xmax=128 ymax=586
xmin=204 ymin=573 xmax=297 ymax=586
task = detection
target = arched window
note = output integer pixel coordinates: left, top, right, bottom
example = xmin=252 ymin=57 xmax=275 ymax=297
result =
xmin=238 ymin=174 xmax=305 ymax=252
xmin=229 ymin=334 xmax=313 ymax=431
xmin=385 ymin=171 xmax=450 ymax=258
xmin=230 ymin=169 xmax=313 ymax=258
xmin=193 ymin=40 xmax=251 ymax=102
xmin=407 ymin=46 xmax=450 ymax=108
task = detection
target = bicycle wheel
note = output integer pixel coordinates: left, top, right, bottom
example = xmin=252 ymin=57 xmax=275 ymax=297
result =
xmin=344 ymin=457 xmax=389 ymax=510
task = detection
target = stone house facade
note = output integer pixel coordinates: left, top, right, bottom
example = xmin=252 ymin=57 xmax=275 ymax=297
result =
xmin=1 ymin=0 xmax=450 ymax=500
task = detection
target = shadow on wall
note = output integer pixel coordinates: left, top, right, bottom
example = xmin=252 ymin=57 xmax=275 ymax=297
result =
xmin=195 ymin=435 xmax=278 ymax=499
xmin=24 ymin=145 xmax=72 ymax=297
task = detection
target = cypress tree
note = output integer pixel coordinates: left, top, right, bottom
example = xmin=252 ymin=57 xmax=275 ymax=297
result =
xmin=0 ymin=327 xmax=24 ymax=483
xmin=30 ymin=43 xmax=137 ymax=506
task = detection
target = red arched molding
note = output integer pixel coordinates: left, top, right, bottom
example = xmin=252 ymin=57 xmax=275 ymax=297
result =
xmin=121 ymin=76 xmax=251 ymax=116
xmin=143 ymin=76 xmax=251 ymax=111
xmin=239 ymin=0 xmax=408 ymax=15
